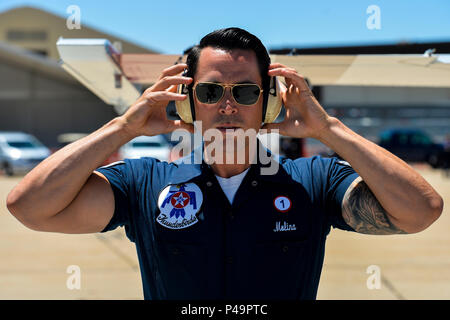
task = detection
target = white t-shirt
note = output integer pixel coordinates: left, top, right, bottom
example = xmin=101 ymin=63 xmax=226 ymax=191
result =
xmin=215 ymin=167 xmax=250 ymax=204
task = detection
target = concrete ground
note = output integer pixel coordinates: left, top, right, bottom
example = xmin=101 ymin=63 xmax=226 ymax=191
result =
xmin=0 ymin=166 xmax=449 ymax=300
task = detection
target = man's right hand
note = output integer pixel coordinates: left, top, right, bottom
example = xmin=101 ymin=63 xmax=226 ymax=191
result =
xmin=119 ymin=63 xmax=194 ymax=139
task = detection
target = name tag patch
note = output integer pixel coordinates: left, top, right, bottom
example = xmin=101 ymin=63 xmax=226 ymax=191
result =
xmin=157 ymin=183 xmax=203 ymax=230
xmin=273 ymin=221 xmax=297 ymax=232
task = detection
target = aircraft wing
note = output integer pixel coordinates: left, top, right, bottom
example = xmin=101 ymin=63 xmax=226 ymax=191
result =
xmin=56 ymin=38 xmax=142 ymax=114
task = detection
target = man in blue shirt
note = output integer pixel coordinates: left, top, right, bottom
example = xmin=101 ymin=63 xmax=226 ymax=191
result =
xmin=7 ymin=28 xmax=443 ymax=300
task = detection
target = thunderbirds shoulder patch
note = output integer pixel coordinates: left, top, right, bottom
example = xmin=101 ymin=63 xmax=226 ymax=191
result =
xmin=157 ymin=183 xmax=203 ymax=230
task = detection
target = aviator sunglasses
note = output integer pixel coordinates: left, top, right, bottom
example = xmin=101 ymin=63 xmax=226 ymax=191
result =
xmin=193 ymin=82 xmax=263 ymax=106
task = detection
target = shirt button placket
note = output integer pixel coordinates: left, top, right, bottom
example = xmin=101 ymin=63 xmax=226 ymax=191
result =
xmin=224 ymin=208 xmax=234 ymax=298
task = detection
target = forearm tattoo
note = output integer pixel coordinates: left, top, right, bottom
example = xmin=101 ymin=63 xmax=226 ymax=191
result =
xmin=342 ymin=177 xmax=407 ymax=235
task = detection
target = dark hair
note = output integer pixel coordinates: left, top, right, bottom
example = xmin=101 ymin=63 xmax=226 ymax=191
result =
xmin=185 ymin=28 xmax=271 ymax=90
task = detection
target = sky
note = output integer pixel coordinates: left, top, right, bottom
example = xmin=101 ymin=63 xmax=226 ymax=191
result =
xmin=0 ymin=0 xmax=449 ymax=54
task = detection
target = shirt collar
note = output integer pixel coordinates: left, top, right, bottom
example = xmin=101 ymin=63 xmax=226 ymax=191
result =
xmin=167 ymin=145 xmax=204 ymax=185
xmin=167 ymin=138 xmax=294 ymax=185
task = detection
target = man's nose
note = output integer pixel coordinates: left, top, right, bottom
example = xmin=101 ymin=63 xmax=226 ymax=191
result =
xmin=219 ymin=88 xmax=238 ymax=115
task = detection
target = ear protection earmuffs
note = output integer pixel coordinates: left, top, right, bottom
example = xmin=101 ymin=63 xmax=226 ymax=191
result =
xmin=175 ymin=71 xmax=283 ymax=124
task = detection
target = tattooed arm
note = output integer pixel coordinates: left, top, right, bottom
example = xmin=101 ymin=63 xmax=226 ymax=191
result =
xmin=342 ymin=177 xmax=407 ymax=235
xmin=317 ymin=118 xmax=443 ymax=234
xmin=261 ymin=66 xmax=442 ymax=234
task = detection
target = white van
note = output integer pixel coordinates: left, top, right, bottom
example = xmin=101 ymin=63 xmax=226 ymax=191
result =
xmin=0 ymin=132 xmax=50 ymax=176
xmin=120 ymin=135 xmax=170 ymax=162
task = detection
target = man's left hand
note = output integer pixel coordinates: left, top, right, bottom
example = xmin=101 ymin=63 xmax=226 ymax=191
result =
xmin=262 ymin=63 xmax=332 ymax=140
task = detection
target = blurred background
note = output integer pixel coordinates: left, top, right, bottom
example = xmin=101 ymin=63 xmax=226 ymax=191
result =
xmin=0 ymin=0 xmax=449 ymax=300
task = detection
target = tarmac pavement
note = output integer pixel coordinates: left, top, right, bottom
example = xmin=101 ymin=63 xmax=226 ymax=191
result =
xmin=0 ymin=166 xmax=448 ymax=300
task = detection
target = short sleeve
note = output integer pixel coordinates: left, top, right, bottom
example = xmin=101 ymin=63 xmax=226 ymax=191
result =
xmin=95 ymin=160 xmax=136 ymax=241
xmin=324 ymin=158 xmax=360 ymax=231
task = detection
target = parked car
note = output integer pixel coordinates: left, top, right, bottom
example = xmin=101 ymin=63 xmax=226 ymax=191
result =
xmin=378 ymin=128 xmax=444 ymax=166
xmin=120 ymin=135 xmax=171 ymax=162
xmin=0 ymin=132 xmax=50 ymax=176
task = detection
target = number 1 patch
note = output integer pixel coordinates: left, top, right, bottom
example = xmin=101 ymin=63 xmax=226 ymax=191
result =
xmin=274 ymin=196 xmax=292 ymax=212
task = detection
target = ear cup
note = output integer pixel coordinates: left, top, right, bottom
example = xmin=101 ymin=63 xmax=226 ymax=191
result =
xmin=175 ymin=83 xmax=194 ymax=124
xmin=263 ymin=77 xmax=283 ymax=123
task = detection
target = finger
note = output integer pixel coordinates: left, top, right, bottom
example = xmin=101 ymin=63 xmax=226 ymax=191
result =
xmin=158 ymin=63 xmax=188 ymax=81
xmin=285 ymin=77 xmax=294 ymax=91
xmin=151 ymin=76 xmax=192 ymax=92
xmin=167 ymin=84 xmax=177 ymax=93
xmin=278 ymin=79 xmax=287 ymax=91
xmin=144 ymin=91 xmax=187 ymax=105
xmin=269 ymin=63 xmax=288 ymax=70
xmin=269 ymin=67 xmax=300 ymax=88
xmin=268 ymin=66 xmax=297 ymax=73
xmin=268 ymin=68 xmax=310 ymax=91
xmin=281 ymin=78 xmax=296 ymax=102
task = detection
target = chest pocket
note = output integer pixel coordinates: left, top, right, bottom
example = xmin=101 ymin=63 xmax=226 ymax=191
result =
xmin=155 ymin=241 xmax=208 ymax=299
xmin=250 ymin=240 xmax=311 ymax=299
xmin=234 ymin=181 xmax=319 ymax=298
xmin=239 ymin=180 xmax=318 ymax=244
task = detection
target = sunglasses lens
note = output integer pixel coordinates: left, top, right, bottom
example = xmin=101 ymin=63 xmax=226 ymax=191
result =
xmin=195 ymin=83 xmax=224 ymax=104
xmin=233 ymin=84 xmax=261 ymax=105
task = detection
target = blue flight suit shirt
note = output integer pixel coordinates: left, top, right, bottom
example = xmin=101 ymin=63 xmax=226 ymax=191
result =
xmin=95 ymin=142 xmax=359 ymax=300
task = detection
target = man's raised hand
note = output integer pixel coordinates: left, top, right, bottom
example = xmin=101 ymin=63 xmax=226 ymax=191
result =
xmin=262 ymin=63 xmax=332 ymax=140
xmin=119 ymin=63 xmax=194 ymax=139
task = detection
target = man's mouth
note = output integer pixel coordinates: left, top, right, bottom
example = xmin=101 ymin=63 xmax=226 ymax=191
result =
xmin=216 ymin=125 xmax=241 ymax=132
